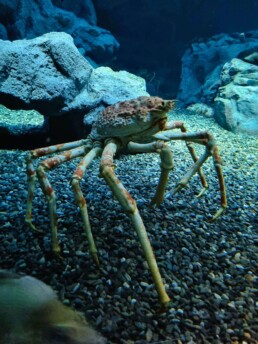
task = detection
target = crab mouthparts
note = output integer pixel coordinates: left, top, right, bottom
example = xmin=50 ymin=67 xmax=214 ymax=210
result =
xmin=153 ymin=116 xmax=167 ymax=131
xmin=153 ymin=114 xmax=168 ymax=121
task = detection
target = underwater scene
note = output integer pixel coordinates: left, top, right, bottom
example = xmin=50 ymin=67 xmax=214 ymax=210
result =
xmin=0 ymin=1 xmax=257 ymax=343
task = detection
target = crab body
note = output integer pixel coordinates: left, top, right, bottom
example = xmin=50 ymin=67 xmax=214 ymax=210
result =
xmin=25 ymin=96 xmax=227 ymax=307
xmin=90 ymin=96 xmax=173 ymax=144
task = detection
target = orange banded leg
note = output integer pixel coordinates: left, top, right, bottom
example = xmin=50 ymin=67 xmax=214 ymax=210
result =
xmin=25 ymin=139 xmax=89 ymax=229
xmin=26 ymin=155 xmax=38 ymax=230
xmin=71 ymin=143 xmax=102 ymax=265
xmin=153 ymin=130 xmax=227 ymax=221
xmin=36 ymin=146 xmax=87 ymax=255
xmin=166 ymin=121 xmax=208 ymax=196
xmin=100 ymin=139 xmax=170 ymax=306
xmin=127 ymin=141 xmax=174 ymax=206
xmin=211 ymin=146 xmax=227 ymax=221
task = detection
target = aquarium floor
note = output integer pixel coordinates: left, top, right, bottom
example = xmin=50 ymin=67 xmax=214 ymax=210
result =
xmin=0 ymin=113 xmax=257 ymax=343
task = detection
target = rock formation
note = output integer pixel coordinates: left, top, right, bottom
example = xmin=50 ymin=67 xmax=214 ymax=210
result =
xmin=0 ymin=32 xmax=148 ymax=144
xmin=177 ymin=31 xmax=258 ymax=136
xmin=0 ymin=0 xmax=119 ymax=63
xmin=214 ymin=57 xmax=258 ymax=136
xmin=178 ymin=31 xmax=258 ymax=105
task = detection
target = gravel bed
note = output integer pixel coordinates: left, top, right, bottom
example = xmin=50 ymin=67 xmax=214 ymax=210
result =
xmin=0 ymin=112 xmax=257 ymax=343
xmin=0 ymin=104 xmax=45 ymax=135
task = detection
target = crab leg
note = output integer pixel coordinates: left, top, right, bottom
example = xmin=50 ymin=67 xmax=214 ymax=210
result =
xmin=26 ymin=139 xmax=89 ymax=229
xmin=153 ymin=131 xmax=227 ymax=221
xmin=100 ymin=139 xmax=170 ymax=306
xmin=36 ymin=146 xmax=88 ymax=255
xmin=71 ymin=142 xmax=103 ymax=266
xmin=165 ymin=121 xmax=208 ymax=196
xmin=127 ymin=141 xmax=174 ymax=205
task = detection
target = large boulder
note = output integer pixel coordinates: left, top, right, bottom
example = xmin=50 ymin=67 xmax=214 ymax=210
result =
xmin=0 ymin=32 xmax=148 ymax=144
xmin=0 ymin=32 xmax=93 ymax=116
xmin=71 ymin=66 xmax=148 ymax=125
xmin=0 ymin=0 xmax=119 ymax=63
xmin=178 ymin=31 xmax=258 ymax=105
xmin=214 ymin=58 xmax=258 ymax=136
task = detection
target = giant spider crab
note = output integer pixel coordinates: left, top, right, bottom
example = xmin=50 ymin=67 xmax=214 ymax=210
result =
xmin=25 ymin=96 xmax=227 ymax=306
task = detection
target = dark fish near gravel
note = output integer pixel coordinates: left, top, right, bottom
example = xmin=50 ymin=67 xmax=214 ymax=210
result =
xmin=0 ymin=270 xmax=106 ymax=344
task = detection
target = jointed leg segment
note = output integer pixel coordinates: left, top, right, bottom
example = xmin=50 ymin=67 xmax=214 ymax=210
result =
xmin=100 ymin=139 xmax=171 ymax=306
xmin=127 ymin=141 xmax=174 ymax=206
xmin=26 ymin=139 xmax=89 ymax=228
xmin=153 ymin=130 xmax=227 ymax=220
xmin=71 ymin=142 xmax=103 ymax=265
xmin=165 ymin=121 xmax=208 ymax=196
xmin=26 ymin=140 xmax=91 ymax=255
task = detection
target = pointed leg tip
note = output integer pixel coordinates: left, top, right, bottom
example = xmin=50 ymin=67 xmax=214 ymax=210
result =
xmin=93 ymin=253 xmax=100 ymax=267
xmin=196 ymin=186 xmax=208 ymax=198
xmin=173 ymin=184 xmax=183 ymax=194
xmin=52 ymin=250 xmax=64 ymax=260
xmin=150 ymin=197 xmax=163 ymax=207
xmin=25 ymin=219 xmax=42 ymax=232
xmin=208 ymin=207 xmax=226 ymax=222
xmin=158 ymin=297 xmax=172 ymax=312
xmin=149 ymin=200 xmax=155 ymax=207
xmin=150 ymin=201 xmax=161 ymax=207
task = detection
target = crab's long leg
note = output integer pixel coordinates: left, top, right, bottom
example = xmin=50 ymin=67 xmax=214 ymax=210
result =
xmin=36 ymin=146 xmax=88 ymax=255
xmin=71 ymin=142 xmax=103 ymax=266
xmin=127 ymin=141 xmax=174 ymax=206
xmin=100 ymin=139 xmax=170 ymax=306
xmin=153 ymin=131 xmax=227 ymax=221
xmin=165 ymin=121 xmax=208 ymax=196
xmin=26 ymin=139 xmax=89 ymax=229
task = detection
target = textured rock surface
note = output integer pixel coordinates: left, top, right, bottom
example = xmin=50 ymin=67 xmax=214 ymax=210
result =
xmin=0 ymin=105 xmax=45 ymax=136
xmin=186 ymin=103 xmax=214 ymax=118
xmin=0 ymin=0 xmax=118 ymax=62
xmin=52 ymin=0 xmax=97 ymax=25
xmin=0 ymin=32 xmax=148 ymax=145
xmin=83 ymin=67 xmax=149 ymax=125
xmin=1 ymin=0 xmax=258 ymax=97
xmin=214 ymin=58 xmax=258 ymax=136
xmin=178 ymin=31 xmax=258 ymax=105
xmin=0 ymin=105 xmax=49 ymax=150
xmin=89 ymin=67 xmax=148 ymax=102
xmin=0 ymin=32 xmax=93 ymax=116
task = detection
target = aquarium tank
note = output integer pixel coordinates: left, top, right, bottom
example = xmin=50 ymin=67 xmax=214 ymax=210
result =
xmin=0 ymin=1 xmax=257 ymax=343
